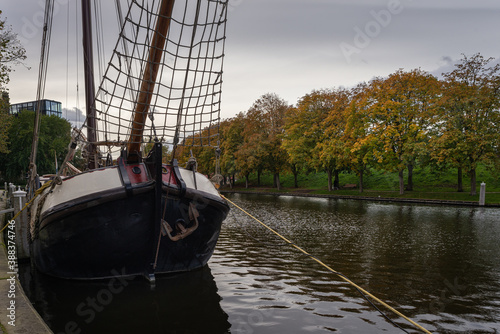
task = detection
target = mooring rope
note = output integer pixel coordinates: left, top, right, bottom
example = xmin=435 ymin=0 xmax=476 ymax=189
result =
xmin=221 ymin=194 xmax=433 ymax=334
xmin=0 ymin=181 xmax=53 ymax=234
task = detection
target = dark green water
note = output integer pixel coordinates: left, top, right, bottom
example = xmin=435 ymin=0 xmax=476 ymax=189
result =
xmin=21 ymin=193 xmax=500 ymax=333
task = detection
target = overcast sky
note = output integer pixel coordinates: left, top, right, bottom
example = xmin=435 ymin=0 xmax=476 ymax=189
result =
xmin=2 ymin=0 xmax=500 ymax=122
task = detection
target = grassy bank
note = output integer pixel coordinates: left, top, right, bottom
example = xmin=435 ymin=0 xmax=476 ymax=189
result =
xmin=225 ymin=165 xmax=500 ymax=205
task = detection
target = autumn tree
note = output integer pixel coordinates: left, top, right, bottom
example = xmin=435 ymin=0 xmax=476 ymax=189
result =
xmin=362 ymin=69 xmax=440 ymax=195
xmin=283 ymin=90 xmax=332 ymax=188
xmin=283 ymin=91 xmax=329 ymax=169
xmin=143 ymin=142 xmax=171 ymax=163
xmin=433 ymin=53 xmax=500 ymax=195
xmin=239 ymin=93 xmax=289 ymax=190
xmin=176 ymin=125 xmax=219 ymax=175
xmin=342 ymin=83 xmax=371 ymax=192
xmin=282 ymin=106 xmax=303 ymax=187
xmin=314 ymin=88 xmax=352 ymax=191
xmin=235 ymin=105 xmax=267 ymax=187
xmin=220 ymin=114 xmax=245 ymax=187
xmin=283 ymin=89 xmax=347 ymax=191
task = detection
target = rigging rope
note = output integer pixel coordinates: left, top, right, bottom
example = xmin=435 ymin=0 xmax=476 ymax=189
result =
xmin=27 ymin=0 xmax=55 ymax=195
xmin=221 ymin=195 xmax=433 ymax=334
xmin=88 ymin=0 xmax=227 ymax=158
xmin=1 ymin=129 xmax=80 ymax=235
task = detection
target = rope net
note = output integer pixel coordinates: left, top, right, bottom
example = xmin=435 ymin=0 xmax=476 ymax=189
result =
xmin=89 ymin=0 xmax=227 ymax=157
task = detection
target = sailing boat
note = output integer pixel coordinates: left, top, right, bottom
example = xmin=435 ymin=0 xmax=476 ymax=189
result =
xmin=28 ymin=0 xmax=230 ymax=280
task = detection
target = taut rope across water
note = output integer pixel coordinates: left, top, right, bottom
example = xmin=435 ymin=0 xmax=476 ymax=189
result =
xmin=222 ymin=194 xmax=433 ymax=334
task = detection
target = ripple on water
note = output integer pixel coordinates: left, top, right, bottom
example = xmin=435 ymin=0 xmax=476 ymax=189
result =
xmin=20 ymin=193 xmax=499 ymax=333
xmin=213 ymin=194 xmax=500 ymax=333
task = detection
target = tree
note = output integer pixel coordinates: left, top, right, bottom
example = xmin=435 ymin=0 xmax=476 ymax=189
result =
xmin=143 ymin=142 xmax=171 ymax=163
xmin=260 ymin=94 xmax=289 ymax=190
xmin=283 ymin=89 xmax=345 ymax=191
xmin=176 ymin=125 xmax=219 ymax=175
xmin=434 ymin=53 xmax=500 ymax=195
xmin=236 ymin=93 xmax=289 ymax=190
xmin=235 ymin=105 xmax=267 ymax=187
xmin=0 ymin=12 xmax=27 ymax=154
xmin=220 ymin=114 xmax=245 ymax=187
xmin=0 ymin=111 xmax=71 ymax=182
xmin=283 ymin=90 xmax=331 ymax=187
xmin=1 ymin=12 xmax=27 ymax=87
xmin=282 ymin=106 xmax=305 ymax=187
xmin=0 ymin=92 xmax=11 ymax=154
xmin=342 ymin=83 xmax=371 ymax=192
xmin=314 ymin=88 xmax=351 ymax=191
xmin=362 ymin=69 xmax=440 ymax=195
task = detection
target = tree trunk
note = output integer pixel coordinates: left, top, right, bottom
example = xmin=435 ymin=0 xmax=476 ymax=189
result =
xmin=457 ymin=167 xmax=463 ymax=192
xmin=358 ymin=170 xmax=364 ymax=193
xmin=292 ymin=164 xmax=299 ymax=188
xmin=470 ymin=168 xmax=477 ymax=196
xmin=398 ymin=169 xmax=404 ymax=195
xmin=245 ymin=173 xmax=249 ymax=189
xmin=327 ymin=169 xmax=333 ymax=191
xmin=231 ymin=173 xmax=235 ymax=188
xmin=333 ymin=169 xmax=340 ymax=190
xmin=257 ymin=169 xmax=261 ymax=186
xmin=406 ymin=163 xmax=414 ymax=191
xmin=274 ymin=172 xmax=281 ymax=191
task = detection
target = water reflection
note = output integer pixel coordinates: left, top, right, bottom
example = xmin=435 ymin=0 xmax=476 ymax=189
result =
xmin=19 ymin=193 xmax=500 ymax=333
xmin=20 ymin=264 xmax=230 ymax=334
xmin=212 ymin=194 xmax=500 ymax=333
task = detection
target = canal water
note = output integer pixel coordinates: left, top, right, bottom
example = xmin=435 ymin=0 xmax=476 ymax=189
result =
xmin=20 ymin=193 xmax=500 ymax=333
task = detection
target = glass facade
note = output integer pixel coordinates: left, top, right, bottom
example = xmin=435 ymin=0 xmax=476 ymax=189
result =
xmin=10 ymin=99 xmax=62 ymax=117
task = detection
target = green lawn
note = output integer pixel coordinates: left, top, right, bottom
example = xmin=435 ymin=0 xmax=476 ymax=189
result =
xmin=228 ymin=165 xmax=500 ymax=205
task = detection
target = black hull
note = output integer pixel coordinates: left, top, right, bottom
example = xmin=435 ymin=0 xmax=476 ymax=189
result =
xmin=32 ymin=184 xmax=228 ymax=280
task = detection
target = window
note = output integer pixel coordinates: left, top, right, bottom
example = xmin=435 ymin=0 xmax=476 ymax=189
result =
xmin=9 ymin=100 xmax=62 ymax=117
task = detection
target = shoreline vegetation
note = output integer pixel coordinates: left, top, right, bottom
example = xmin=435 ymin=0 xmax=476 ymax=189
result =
xmin=174 ymin=54 xmax=500 ymax=204
xmin=2 ymin=54 xmax=499 ymax=204
xmin=220 ymin=168 xmax=500 ymax=207
xmin=221 ymin=188 xmax=500 ymax=207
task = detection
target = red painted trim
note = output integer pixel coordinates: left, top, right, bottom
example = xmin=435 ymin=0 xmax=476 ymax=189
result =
xmin=162 ymin=165 xmax=178 ymax=186
xmin=125 ymin=164 xmax=149 ymax=185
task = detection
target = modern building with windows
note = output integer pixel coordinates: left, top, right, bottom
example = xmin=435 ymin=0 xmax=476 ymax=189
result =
xmin=10 ymin=99 xmax=62 ymax=117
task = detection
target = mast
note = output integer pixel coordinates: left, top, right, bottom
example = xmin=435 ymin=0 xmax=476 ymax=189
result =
xmin=81 ymin=0 xmax=98 ymax=169
xmin=27 ymin=0 xmax=55 ymax=194
xmin=126 ymin=0 xmax=175 ymax=163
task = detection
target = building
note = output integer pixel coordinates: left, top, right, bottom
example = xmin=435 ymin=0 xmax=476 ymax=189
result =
xmin=10 ymin=99 xmax=62 ymax=117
